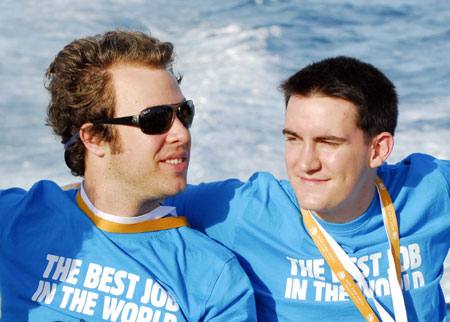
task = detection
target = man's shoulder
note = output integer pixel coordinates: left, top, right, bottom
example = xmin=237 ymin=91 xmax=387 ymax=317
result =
xmin=0 ymin=180 xmax=76 ymax=221
xmin=1 ymin=180 xmax=68 ymax=193
xmin=1 ymin=180 xmax=74 ymax=201
xmin=0 ymin=180 xmax=77 ymax=241
xmin=382 ymin=153 xmax=449 ymax=175
xmin=180 ymin=171 xmax=291 ymax=200
xmin=379 ymin=153 xmax=450 ymax=192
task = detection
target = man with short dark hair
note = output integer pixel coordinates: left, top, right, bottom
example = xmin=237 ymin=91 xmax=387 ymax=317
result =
xmin=166 ymin=56 xmax=450 ymax=321
xmin=0 ymin=30 xmax=256 ymax=321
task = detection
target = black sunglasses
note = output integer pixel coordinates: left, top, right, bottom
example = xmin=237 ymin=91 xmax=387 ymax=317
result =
xmin=92 ymin=100 xmax=195 ymax=135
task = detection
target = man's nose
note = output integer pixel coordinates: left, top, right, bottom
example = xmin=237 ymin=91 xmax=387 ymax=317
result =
xmin=298 ymin=142 xmax=321 ymax=173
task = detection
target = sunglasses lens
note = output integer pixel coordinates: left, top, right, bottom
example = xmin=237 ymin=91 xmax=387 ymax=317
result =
xmin=177 ymin=100 xmax=195 ymax=129
xmin=139 ymin=106 xmax=173 ymax=134
xmin=138 ymin=101 xmax=195 ymax=134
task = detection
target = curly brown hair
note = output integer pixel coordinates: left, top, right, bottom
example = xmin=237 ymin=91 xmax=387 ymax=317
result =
xmin=45 ymin=30 xmax=180 ymax=176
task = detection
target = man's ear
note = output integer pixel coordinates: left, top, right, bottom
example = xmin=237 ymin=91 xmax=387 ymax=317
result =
xmin=369 ymin=132 xmax=394 ymax=168
xmin=80 ymin=123 xmax=105 ymax=157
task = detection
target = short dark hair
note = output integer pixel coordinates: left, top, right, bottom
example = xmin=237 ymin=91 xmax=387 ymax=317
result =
xmin=45 ymin=30 xmax=180 ymax=176
xmin=279 ymin=56 xmax=398 ymax=141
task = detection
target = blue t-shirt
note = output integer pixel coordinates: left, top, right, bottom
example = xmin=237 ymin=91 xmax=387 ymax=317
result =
xmin=166 ymin=153 xmax=450 ymax=321
xmin=0 ymin=180 xmax=257 ymax=321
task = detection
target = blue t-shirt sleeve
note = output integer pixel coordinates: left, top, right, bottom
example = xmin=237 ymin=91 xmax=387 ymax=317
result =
xmin=166 ymin=172 xmax=291 ymax=250
xmin=166 ymin=178 xmax=245 ymax=232
xmin=203 ymin=256 xmax=257 ymax=321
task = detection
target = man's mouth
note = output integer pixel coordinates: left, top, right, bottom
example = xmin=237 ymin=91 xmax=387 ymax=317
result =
xmin=300 ymin=177 xmax=329 ymax=184
xmin=164 ymin=158 xmax=184 ymax=165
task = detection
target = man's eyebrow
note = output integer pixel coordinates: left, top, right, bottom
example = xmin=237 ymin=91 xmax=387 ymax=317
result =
xmin=315 ymin=135 xmax=347 ymax=142
xmin=282 ymin=129 xmax=347 ymax=142
xmin=282 ymin=129 xmax=298 ymax=136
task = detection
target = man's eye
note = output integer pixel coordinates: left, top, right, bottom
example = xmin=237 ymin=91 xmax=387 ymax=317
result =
xmin=322 ymin=140 xmax=339 ymax=147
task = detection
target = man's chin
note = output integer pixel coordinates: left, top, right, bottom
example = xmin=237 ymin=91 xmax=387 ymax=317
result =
xmin=166 ymin=181 xmax=187 ymax=198
xmin=295 ymin=191 xmax=325 ymax=211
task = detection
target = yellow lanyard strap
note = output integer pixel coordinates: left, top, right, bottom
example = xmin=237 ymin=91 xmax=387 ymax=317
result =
xmin=301 ymin=208 xmax=381 ymax=322
xmin=375 ymin=176 xmax=401 ymax=285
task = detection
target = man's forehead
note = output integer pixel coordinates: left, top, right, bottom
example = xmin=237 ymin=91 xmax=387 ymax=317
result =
xmin=111 ymin=65 xmax=182 ymax=112
xmin=283 ymin=96 xmax=362 ymax=138
xmin=286 ymin=96 xmax=358 ymax=120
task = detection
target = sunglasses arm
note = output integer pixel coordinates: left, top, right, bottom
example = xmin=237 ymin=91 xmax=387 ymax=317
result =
xmin=92 ymin=116 xmax=138 ymax=127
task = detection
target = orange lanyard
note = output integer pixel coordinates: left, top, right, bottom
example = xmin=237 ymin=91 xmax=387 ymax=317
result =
xmin=76 ymin=190 xmax=189 ymax=233
xmin=375 ymin=177 xmax=402 ymax=285
xmin=300 ymin=176 xmax=403 ymax=322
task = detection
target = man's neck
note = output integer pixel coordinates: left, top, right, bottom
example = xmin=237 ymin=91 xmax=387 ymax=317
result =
xmin=82 ymin=180 xmax=161 ymax=218
xmin=313 ymin=184 xmax=377 ymax=224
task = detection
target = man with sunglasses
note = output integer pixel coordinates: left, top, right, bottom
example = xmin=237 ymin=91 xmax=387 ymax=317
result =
xmin=0 ymin=30 xmax=256 ymax=321
xmin=165 ymin=57 xmax=450 ymax=321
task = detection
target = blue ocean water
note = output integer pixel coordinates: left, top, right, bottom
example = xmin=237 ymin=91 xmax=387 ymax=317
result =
xmin=1 ymin=0 xmax=450 ymax=310
xmin=1 ymin=0 xmax=449 ymax=189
